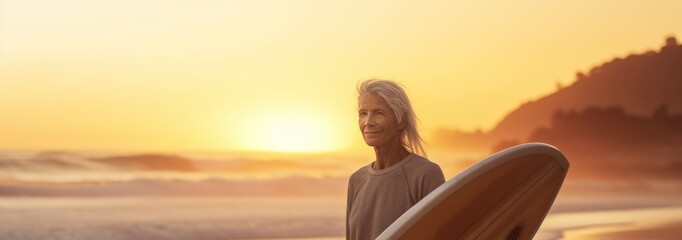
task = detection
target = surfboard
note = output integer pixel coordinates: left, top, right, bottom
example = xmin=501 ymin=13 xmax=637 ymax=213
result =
xmin=376 ymin=142 xmax=569 ymax=240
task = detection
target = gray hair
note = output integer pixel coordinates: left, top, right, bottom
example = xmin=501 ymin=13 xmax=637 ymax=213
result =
xmin=357 ymin=79 xmax=426 ymax=156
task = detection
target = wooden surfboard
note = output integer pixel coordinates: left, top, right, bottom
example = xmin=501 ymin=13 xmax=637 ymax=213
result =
xmin=377 ymin=143 xmax=569 ymax=240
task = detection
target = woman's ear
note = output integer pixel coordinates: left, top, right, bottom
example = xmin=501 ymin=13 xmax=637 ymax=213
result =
xmin=398 ymin=119 xmax=406 ymax=130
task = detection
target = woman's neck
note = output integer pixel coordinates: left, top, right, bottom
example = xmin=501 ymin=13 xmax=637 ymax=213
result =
xmin=372 ymin=140 xmax=410 ymax=170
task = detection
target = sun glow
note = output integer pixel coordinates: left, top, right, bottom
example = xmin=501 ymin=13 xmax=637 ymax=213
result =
xmin=232 ymin=110 xmax=343 ymax=153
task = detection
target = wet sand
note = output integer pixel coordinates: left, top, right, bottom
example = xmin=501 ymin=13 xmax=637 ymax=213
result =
xmin=0 ymin=196 xmax=680 ymax=240
xmin=537 ymin=205 xmax=682 ymax=240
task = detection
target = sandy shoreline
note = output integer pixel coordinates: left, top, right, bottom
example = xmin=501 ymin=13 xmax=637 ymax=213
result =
xmin=537 ymin=205 xmax=682 ymax=240
xmin=0 ymin=196 xmax=680 ymax=240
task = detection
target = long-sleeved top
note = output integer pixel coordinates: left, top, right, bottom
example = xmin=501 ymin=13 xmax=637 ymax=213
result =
xmin=346 ymin=153 xmax=445 ymax=240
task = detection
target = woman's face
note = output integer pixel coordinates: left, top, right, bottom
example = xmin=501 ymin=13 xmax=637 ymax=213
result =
xmin=358 ymin=93 xmax=404 ymax=147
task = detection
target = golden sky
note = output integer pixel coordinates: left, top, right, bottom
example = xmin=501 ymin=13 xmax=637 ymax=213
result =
xmin=1 ymin=0 xmax=681 ymax=153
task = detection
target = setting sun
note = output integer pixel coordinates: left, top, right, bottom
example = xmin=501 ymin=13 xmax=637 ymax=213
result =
xmin=231 ymin=109 xmax=344 ymax=153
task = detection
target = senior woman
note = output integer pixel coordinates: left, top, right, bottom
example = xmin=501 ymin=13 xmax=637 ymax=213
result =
xmin=346 ymin=79 xmax=445 ymax=240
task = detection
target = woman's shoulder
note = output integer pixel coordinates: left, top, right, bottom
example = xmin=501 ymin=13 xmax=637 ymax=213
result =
xmin=348 ymin=164 xmax=370 ymax=183
xmin=403 ymin=154 xmax=443 ymax=175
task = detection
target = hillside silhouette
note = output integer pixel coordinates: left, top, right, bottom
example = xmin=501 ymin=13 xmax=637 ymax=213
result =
xmin=493 ymin=105 xmax=682 ymax=180
xmin=436 ymin=36 xmax=682 ymax=152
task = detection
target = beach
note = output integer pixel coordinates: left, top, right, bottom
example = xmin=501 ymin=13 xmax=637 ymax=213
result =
xmin=1 ymin=151 xmax=680 ymax=239
xmin=1 ymin=195 xmax=680 ymax=239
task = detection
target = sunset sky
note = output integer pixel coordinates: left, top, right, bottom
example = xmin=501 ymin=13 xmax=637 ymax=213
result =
xmin=1 ymin=0 xmax=681 ymax=153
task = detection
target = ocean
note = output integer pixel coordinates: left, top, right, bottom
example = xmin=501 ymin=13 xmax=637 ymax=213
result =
xmin=1 ymin=151 xmax=680 ymax=239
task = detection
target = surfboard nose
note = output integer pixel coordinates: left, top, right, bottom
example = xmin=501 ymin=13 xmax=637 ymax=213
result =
xmin=491 ymin=142 xmax=570 ymax=171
